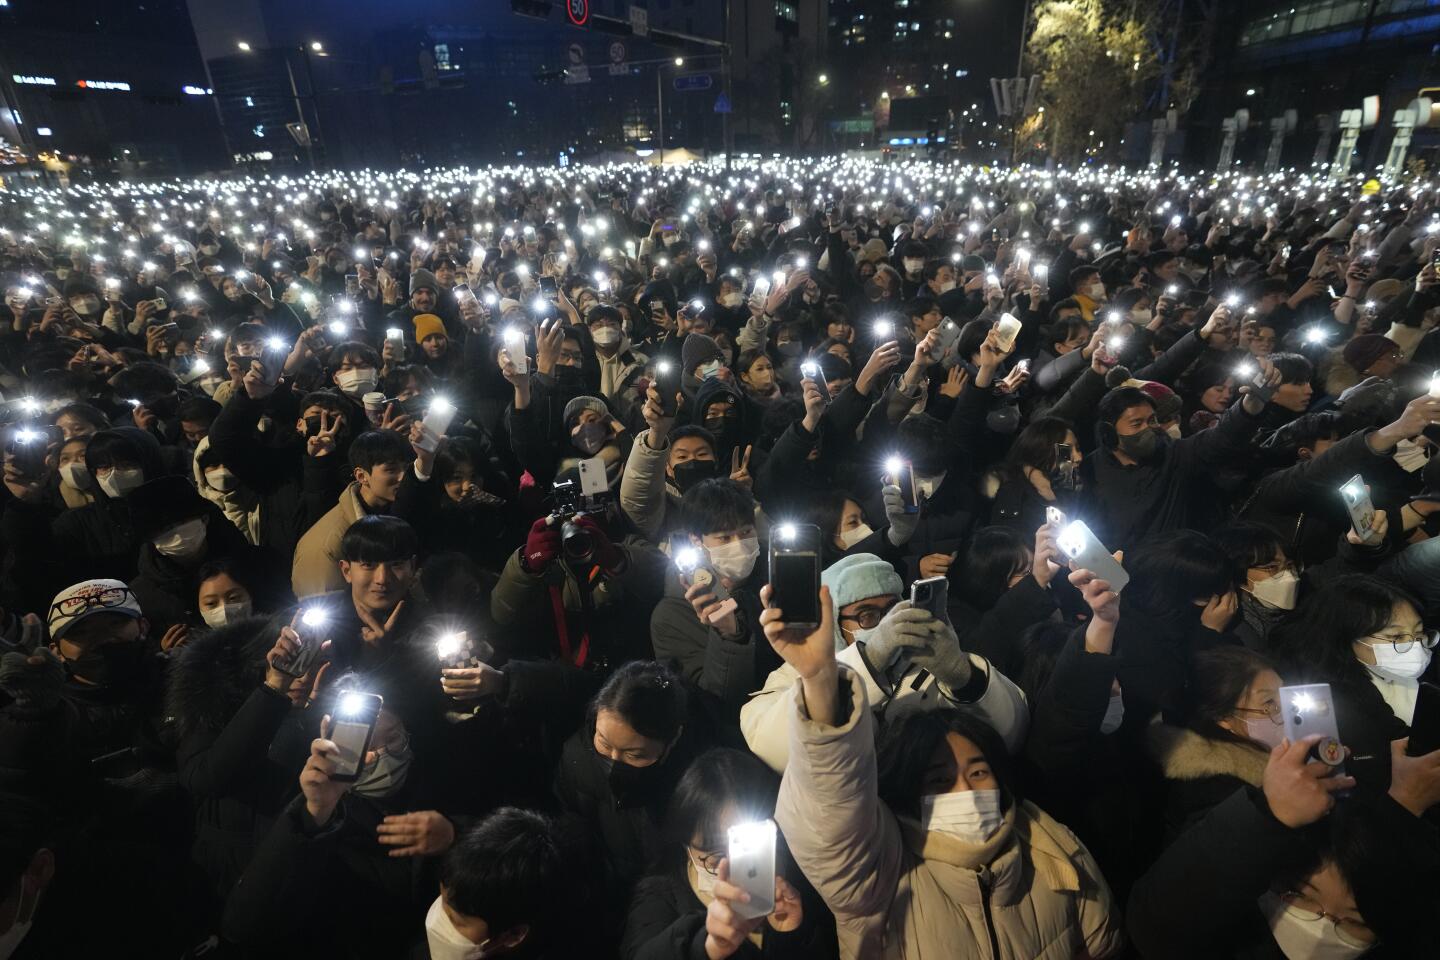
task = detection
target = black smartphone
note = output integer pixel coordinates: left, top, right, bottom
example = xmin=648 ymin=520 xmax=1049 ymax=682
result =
xmin=1408 ymin=681 xmax=1440 ymax=756
xmin=256 ymin=339 xmax=288 ymax=386
xmin=328 ymin=692 xmax=383 ymax=781
xmin=539 ymin=276 xmax=558 ymax=299
xmin=655 ymin=359 xmax=680 ymax=417
xmin=274 ymin=605 xmax=329 ymax=677
xmin=344 ymin=273 xmax=359 ymax=297
xmin=5 ymin=426 xmax=50 ymax=478
xmin=911 ymin=576 xmax=949 ymax=621
xmin=800 ymin=360 xmax=829 ymax=402
xmin=769 ymin=523 xmax=821 ymax=628
xmin=885 ymin=457 xmax=919 ymax=513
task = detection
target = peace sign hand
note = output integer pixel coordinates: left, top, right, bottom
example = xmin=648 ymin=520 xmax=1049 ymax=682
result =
xmin=306 ymin=410 xmax=342 ymax=457
xmin=729 ymin=444 xmax=753 ymax=490
xmin=379 ymin=402 xmax=412 ymax=435
xmin=358 ymin=599 xmax=406 ymax=646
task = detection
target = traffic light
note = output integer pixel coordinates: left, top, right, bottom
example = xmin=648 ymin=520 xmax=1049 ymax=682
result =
xmin=511 ymin=0 xmax=553 ymax=19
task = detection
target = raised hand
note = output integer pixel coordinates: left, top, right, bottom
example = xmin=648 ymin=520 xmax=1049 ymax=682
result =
xmin=306 ymin=409 xmax=342 ymax=457
xmin=729 ymin=444 xmax=753 ymax=490
xmin=376 ymin=810 xmax=456 ymax=858
xmin=358 ymin=600 xmax=406 ymax=645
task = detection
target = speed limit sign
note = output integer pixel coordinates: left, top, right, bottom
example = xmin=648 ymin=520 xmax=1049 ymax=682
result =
xmin=567 ymin=0 xmax=590 ymax=26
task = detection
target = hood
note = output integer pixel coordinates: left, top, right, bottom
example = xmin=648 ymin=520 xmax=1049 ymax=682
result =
xmin=691 ymin=377 xmax=747 ymax=426
xmin=86 ymin=426 xmax=169 ymax=501
xmin=164 ymin=614 xmax=284 ymax=739
xmin=1144 ymin=724 xmax=1268 ymax=786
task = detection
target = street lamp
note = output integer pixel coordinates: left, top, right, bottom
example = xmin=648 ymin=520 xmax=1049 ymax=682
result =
xmin=310 ymin=41 xmax=323 ymax=52
xmin=236 ymin=41 xmax=252 ymax=52
xmin=818 ymin=73 xmax=829 ymax=85
xmin=674 ymin=57 xmax=684 ymax=67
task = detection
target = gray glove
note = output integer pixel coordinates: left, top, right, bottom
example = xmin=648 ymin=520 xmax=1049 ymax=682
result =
xmin=0 ymin=648 xmax=66 ymax=718
xmin=909 ymin=619 xmax=974 ymax=694
xmin=883 ymin=484 xmax=920 ymax=547
xmin=857 ymin=600 xmax=942 ymax=692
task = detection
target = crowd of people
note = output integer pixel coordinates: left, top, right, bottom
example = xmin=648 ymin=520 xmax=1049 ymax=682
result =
xmin=0 ymin=154 xmax=1439 ymax=959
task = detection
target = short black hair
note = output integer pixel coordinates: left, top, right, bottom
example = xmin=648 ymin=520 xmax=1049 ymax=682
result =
xmin=586 ymin=305 xmax=622 ymax=327
xmin=339 ymin=515 xmax=418 ymax=564
xmin=1125 ymin=530 xmax=1234 ymax=618
xmin=52 ymin=401 xmax=109 ymax=432
xmin=110 ymin=361 xmax=179 ymax=402
xmin=592 ymin=660 xmax=687 ymax=742
xmin=1069 ymin=264 xmax=1099 ymax=288
xmin=905 ymin=297 xmax=939 ymax=321
xmin=1268 ymin=351 xmax=1314 ymax=385
xmin=179 ymin=396 xmax=221 ymax=425
xmin=325 ymin=340 xmax=380 ymax=374
xmin=678 ymin=478 xmax=754 ymax=537
xmin=440 ymin=808 xmax=565 ymax=945
xmin=1211 ymin=521 xmax=1286 ymax=580
xmin=666 ymin=748 xmax=778 ymax=853
xmin=348 ymin=430 xmax=412 ymax=472
xmin=666 ymin=423 xmax=716 ymax=452
xmin=876 ymin=708 xmax=1016 ymax=820
xmin=1097 ymin=385 xmax=1154 ymax=426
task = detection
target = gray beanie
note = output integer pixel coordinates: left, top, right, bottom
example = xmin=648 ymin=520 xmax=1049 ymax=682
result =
xmin=409 ymin=267 xmax=439 ymax=296
xmin=562 ymin=395 xmax=608 ymax=427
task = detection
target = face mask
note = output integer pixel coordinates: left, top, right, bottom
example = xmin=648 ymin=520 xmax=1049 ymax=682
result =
xmin=1245 ymin=715 xmax=1286 ymax=750
xmin=1087 ymin=281 xmax=1107 ymax=301
xmin=690 ymin=857 xmax=718 ymax=897
xmin=776 ymin=340 xmax=803 ymax=358
xmin=199 ymin=244 xmax=220 ymax=255
xmin=153 ymin=517 xmax=207 ymax=560
xmin=59 ymin=463 xmax=92 ymax=491
xmin=903 ymin=258 xmax=925 ymax=276
xmin=98 ymin=467 xmax=144 ymax=499
xmin=1116 ymin=427 xmax=1162 ymax=461
xmin=55 ymin=268 xmax=71 ymax=280
xmin=707 ymin=536 xmax=760 ymax=582
xmin=599 ymin=753 xmax=668 ymax=802
xmin=719 ymin=292 xmax=743 ymax=308
xmin=553 ymin=365 xmax=585 ymax=386
xmin=838 ymin=522 xmax=874 ymax=550
xmin=206 ymin=467 xmax=237 ymax=492
xmin=920 ymin=788 xmax=1003 ymax=844
xmin=198 ymin=375 xmax=224 ymax=397
xmin=1164 ymin=422 xmax=1183 ymax=440
xmin=571 ymin=421 xmax=609 ymax=457
xmin=1130 ymin=307 xmax=1153 ymax=324
xmin=334 ymin=367 xmax=379 ymax=398
xmin=352 ymin=735 xmax=413 ymax=798
xmin=66 ymin=639 xmax=145 ymax=687
xmin=591 ymin=325 xmax=620 ymax=347
xmin=1365 ymin=640 xmax=1432 ymax=683
xmin=936 ymin=279 xmax=956 ymax=294
xmin=703 ymin=414 xmax=737 ymax=438
xmin=1100 ymin=692 xmax=1125 ymax=735
xmin=697 ymin=359 xmax=724 ymax=380
xmin=671 ymin=458 xmax=720 ymax=493
xmin=70 ymin=297 xmax=100 ymax=316
xmin=1392 ymin=438 xmax=1429 ymax=473
xmin=1258 ymin=891 xmax=1371 ymax=960
xmin=424 ymin=895 xmax=492 ymax=960
xmin=1249 ymin=568 xmax=1300 ymax=611
xmin=201 ymin=600 xmax=252 ymax=628
xmin=0 ymin=877 xmax=39 ymax=960
xmin=914 ymin=472 xmax=946 ymax=499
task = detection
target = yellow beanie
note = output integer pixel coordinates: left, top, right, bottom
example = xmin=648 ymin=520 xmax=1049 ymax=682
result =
xmin=412 ymin=313 xmax=447 ymax=343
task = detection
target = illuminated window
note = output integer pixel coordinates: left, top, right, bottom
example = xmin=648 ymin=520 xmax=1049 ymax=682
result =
xmin=775 ymin=1 xmax=797 ymax=22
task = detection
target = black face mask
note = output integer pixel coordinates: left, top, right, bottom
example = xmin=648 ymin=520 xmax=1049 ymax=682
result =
xmin=65 ymin=639 xmax=146 ymax=687
xmin=671 ymin=458 xmax=720 ymax=493
xmin=1116 ymin=427 xmax=1163 ymax=461
xmin=599 ymin=753 xmax=668 ymax=805
xmin=553 ymin=365 xmax=585 ymax=386
xmin=704 ymin=414 xmax=737 ymax=439
xmin=775 ymin=341 xmax=804 ymax=359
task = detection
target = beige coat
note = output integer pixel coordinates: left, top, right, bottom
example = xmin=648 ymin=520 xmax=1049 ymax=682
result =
xmin=775 ymin=668 xmax=1123 ymax=960
xmin=291 ymin=482 xmax=366 ymax=598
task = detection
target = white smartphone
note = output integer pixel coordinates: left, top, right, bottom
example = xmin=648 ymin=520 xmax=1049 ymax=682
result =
xmin=1055 ymin=520 xmax=1130 ymax=593
xmin=1279 ymin=683 xmax=1348 ymax=774
xmin=578 ymin=456 xmax=609 ymax=496
xmin=933 ymin=317 xmax=961 ymax=362
xmin=1340 ymin=475 xmax=1381 ymax=545
xmin=995 ymin=313 xmax=1022 ymax=352
xmin=414 ymin=397 xmax=456 ymax=454
xmin=1045 ymin=506 xmax=1066 ymax=527
xmin=726 ymin=820 xmax=777 ymax=920
xmin=503 ymin=330 xmax=528 ymax=374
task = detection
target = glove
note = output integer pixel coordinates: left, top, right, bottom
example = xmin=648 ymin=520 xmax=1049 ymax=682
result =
xmin=909 ymin=619 xmax=974 ymax=694
xmin=857 ymin=600 xmax=941 ymax=690
xmin=0 ymin=648 xmax=66 ymax=718
xmin=570 ymin=516 xmax=624 ymax=573
xmin=522 ymin=517 xmax=562 ymax=573
xmin=883 ymin=483 xmax=920 ymax=547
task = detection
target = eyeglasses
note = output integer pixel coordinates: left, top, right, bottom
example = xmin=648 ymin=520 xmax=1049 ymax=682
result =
xmin=1362 ymin=630 xmax=1439 ymax=655
xmin=691 ymin=850 xmax=725 ymax=876
xmin=50 ymin=585 xmax=134 ymax=620
xmin=1278 ymin=891 xmax=1377 ymax=947
xmin=1234 ymin=702 xmax=1282 ymax=723
xmin=839 ymin=602 xmax=897 ymax=630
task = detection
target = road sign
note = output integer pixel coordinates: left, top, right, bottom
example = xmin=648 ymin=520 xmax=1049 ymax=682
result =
xmin=629 ymin=5 xmax=648 ymax=37
xmin=567 ymin=0 xmax=590 ymax=26
xmin=673 ymin=73 xmax=712 ymax=92
xmin=564 ymin=42 xmax=589 ymax=84
xmin=713 ymin=92 xmax=731 ymax=114
xmin=608 ymin=40 xmax=628 ymax=76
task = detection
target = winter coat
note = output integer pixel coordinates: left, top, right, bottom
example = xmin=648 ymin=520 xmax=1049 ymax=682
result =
xmin=740 ymin=640 xmax=1029 ymax=774
xmin=129 ymin=514 xmax=271 ymax=632
xmin=193 ymin=435 xmax=263 ymax=545
xmin=1145 ymin=724 xmax=1268 ymax=845
xmin=291 ymin=481 xmax=368 ymax=598
xmin=775 ymin=667 xmax=1123 ymax=960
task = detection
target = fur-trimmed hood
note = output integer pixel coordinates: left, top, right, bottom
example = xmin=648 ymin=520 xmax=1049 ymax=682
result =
xmin=1145 ymin=723 xmax=1268 ymax=787
xmin=165 ymin=615 xmax=285 ymax=740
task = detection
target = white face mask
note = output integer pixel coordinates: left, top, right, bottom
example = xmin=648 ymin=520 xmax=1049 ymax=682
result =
xmin=690 ymin=857 xmax=718 ymax=897
xmin=424 ymin=895 xmax=492 ymax=960
xmin=0 ymin=877 xmax=39 ymax=960
xmin=1131 ymin=307 xmax=1153 ymax=324
xmin=1244 ymin=715 xmax=1286 ymax=750
xmin=719 ymin=292 xmax=744 ymax=308
xmin=1258 ymin=891 xmax=1371 ymax=960
xmin=903 ymin=258 xmax=925 ymax=276
xmin=59 ymin=462 xmax=92 ymax=491
xmin=201 ymin=600 xmax=252 ymax=628
xmin=154 ymin=517 xmax=207 ymax=560
xmin=206 ymin=467 xmax=237 ymax=492
xmin=706 ymin=536 xmax=760 ymax=582
xmin=937 ymin=279 xmax=957 ymax=294
xmin=921 ymin=788 xmax=1003 ymax=844
xmin=591 ymin=325 xmax=620 ymax=347
xmin=1392 ymin=438 xmax=1429 ymax=473
xmin=1100 ymin=692 xmax=1125 ymax=734
xmin=1087 ymin=281 xmax=1107 ymax=301
xmin=914 ymin=472 xmax=946 ymax=499
xmin=1164 ymin=422 xmax=1183 ymax=440
xmin=98 ymin=466 xmax=144 ymax=499
xmin=1364 ymin=639 xmax=1433 ymax=683
xmin=1249 ymin=568 xmax=1301 ymax=611
xmin=837 ymin=522 xmax=874 ymax=550
xmin=334 ymin=367 xmax=379 ymax=398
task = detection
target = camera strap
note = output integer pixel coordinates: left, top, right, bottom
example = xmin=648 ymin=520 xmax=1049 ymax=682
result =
xmin=548 ymin=581 xmax=592 ymax=668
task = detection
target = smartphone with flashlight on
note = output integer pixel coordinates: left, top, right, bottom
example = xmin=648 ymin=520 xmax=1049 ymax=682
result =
xmin=5 ymin=426 xmax=51 ymax=480
xmin=255 ymin=338 xmax=288 ymax=386
xmin=328 ymin=692 xmax=383 ymax=782
xmin=1055 ymin=519 xmax=1130 ymax=593
xmin=726 ymin=820 xmax=777 ymax=920
xmin=453 ymin=282 xmax=477 ymax=309
xmin=800 ymin=360 xmax=829 ymax=402
xmin=503 ymin=329 xmax=529 ymax=375
xmin=769 ymin=523 xmax=821 ymax=628
xmin=1339 ymin=475 xmax=1382 ymax=545
xmin=1279 ymin=683 xmax=1348 ymax=774
xmin=413 ymin=396 xmax=456 ymax=454
xmin=274 ymin=605 xmax=330 ymax=677
xmin=885 ymin=457 xmax=919 ymax=514
xmin=539 ymin=276 xmax=558 ymax=300
xmin=674 ymin=544 xmax=737 ymax=624
xmin=654 ymin=359 xmax=680 ymax=417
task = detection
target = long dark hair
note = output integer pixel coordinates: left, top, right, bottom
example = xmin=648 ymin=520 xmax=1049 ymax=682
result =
xmin=950 ymin=526 xmax=1031 ymax=612
xmin=1123 ymin=530 xmax=1233 ymax=622
xmin=998 ymin=416 xmax=1074 ymax=486
xmin=876 ymin=707 xmax=1016 ymax=820
xmin=1267 ymin=575 xmax=1420 ymax=688
xmin=664 ymin=748 xmax=778 ymax=854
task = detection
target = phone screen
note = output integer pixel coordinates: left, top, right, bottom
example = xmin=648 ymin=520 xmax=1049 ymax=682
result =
xmin=771 ymin=552 xmax=820 ymax=625
xmin=539 ymin=276 xmax=558 ymax=298
xmin=331 ymin=718 xmax=373 ymax=778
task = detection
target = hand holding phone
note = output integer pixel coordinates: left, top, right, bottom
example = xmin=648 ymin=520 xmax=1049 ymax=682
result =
xmin=676 ymin=545 xmax=737 ymax=625
xmin=1340 ymin=475 xmax=1382 ymax=546
xmin=1055 ymin=520 xmax=1129 ymax=593
xmin=725 ymin=820 xmax=777 ymax=920
xmin=1279 ymin=683 xmax=1348 ymax=775
xmin=326 ymin=692 xmax=383 ymax=781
